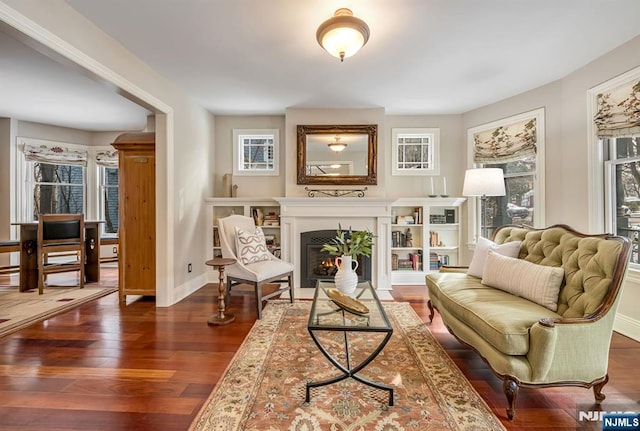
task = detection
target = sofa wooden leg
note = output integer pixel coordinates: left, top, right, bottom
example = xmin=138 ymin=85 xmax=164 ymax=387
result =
xmin=593 ymin=375 xmax=608 ymax=403
xmin=503 ymin=377 xmax=519 ymax=420
xmin=427 ymin=300 xmax=435 ymax=322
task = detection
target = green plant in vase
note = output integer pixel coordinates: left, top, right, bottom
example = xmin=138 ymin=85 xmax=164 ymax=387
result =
xmin=321 ymin=224 xmax=374 ymax=295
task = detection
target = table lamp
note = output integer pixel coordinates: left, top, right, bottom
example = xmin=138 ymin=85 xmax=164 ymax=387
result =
xmin=462 ymin=168 xmax=506 ymax=238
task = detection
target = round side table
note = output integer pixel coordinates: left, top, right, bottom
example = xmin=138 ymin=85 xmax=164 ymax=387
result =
xmin=205 ymin=257 xmax=237 ymax=326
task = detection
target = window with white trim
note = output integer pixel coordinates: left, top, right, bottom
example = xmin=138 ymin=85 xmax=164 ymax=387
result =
xmin=20 ymin=139 xmax=88 ymax=220
xmin=391 ymin=128 xmax=440 ymax=175
xmin=232 ymin=129 xmax=279 ymax=176
xmin=467 ymin=108 xmax=545 ymax=240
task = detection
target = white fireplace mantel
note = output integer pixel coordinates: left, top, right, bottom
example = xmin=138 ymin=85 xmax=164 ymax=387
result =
xmin=275 ymin=197 xmax=397 ymax=290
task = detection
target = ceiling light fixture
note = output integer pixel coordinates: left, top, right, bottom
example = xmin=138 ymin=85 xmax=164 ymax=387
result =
xmin=328 ymin=136 xmax=347 ymax=152
xmin=316 ymin=8 xmax=370 ymax=62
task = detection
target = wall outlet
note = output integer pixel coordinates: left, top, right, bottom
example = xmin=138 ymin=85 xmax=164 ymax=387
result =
xmin=112 ymin=246 xmax=118 ymax=254
xmin=187 ymin=263 xmax=192 ymax=273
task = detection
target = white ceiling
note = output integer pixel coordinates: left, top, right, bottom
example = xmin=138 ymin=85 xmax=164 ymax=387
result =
xmin=2 ymin=0 xmax=640 ymax=131
xmin=0 ymin=30 xmax=150 ymax=131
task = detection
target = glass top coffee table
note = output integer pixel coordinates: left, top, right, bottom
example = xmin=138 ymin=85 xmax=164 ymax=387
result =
xmin=306 ymin=280 xmax=394 ymax=406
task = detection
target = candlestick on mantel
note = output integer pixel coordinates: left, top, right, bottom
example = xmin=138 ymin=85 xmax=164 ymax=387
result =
xmin=429 ymin=177 xmax=436 ymax=197
xmin=441 ymin=177 xmax=449 ymax=197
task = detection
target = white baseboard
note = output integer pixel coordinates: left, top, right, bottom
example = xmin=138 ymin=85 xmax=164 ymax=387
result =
xmin=168 ymin=272 xmax=209 ymax=306
xmin=614 ymin=313 xmax=640 ymax=342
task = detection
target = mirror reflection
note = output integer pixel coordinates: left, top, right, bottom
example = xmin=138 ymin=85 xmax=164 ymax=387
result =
xmin=305 ymin=133 xmax=368 ymax=176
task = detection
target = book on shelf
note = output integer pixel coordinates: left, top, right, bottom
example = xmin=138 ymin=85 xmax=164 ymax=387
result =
xmin=429 ymin=252 xmax=450 ymax=270
xmin=262 ymin=211 xmax=280 ymax=226
xmin=429 ymin=252 xmax=439 ymax=271
xmin=397 ymin=259 xmax=414 ymax=270
xmin=429 ymin=214 xmax=447 ymax=224
xmin=392 ymin=253 xmax=399 ymax=270
xmin=429 ymin=231 xmax=440 ymax=247
xmin=413 ymin=207 xmax=423 ymax=224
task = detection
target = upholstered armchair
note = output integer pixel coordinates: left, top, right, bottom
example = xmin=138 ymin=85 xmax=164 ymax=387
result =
xmin=217 ymin=215 xmax=294 ymax=319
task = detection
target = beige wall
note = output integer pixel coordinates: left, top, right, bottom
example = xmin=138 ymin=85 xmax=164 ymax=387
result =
xmin=214 ymin=116 xmax=285 ymax=198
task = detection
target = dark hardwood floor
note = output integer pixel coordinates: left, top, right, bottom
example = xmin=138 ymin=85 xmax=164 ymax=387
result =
xmin=0 ymin=271 xmax=637 ymax=430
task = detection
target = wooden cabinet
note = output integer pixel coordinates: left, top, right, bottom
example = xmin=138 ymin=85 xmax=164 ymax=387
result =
xmin=112 ymin=132 xmax=156 ymax=302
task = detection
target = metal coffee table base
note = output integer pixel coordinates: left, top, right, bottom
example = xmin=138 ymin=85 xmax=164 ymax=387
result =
xmin=305 ymin=325 xmax=394 ymax=406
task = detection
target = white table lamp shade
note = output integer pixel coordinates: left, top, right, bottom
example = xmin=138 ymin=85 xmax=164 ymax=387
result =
xmin=462 ymin=168 xmax=506 ymax=197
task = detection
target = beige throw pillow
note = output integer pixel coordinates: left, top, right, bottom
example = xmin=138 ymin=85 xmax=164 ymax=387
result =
xmin=235 ymin=226 xmax=271 ymax=265
xmin=467 ymin=236 xmax=521 ymax=278
xmin=481 ymin=250 xmax=564 ymax=311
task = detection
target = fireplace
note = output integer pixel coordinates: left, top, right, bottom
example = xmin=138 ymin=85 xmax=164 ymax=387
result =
xmin=300 ymin=230 xmax=372 ymax=288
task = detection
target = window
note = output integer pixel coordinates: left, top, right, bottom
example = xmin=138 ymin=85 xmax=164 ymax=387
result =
xmin=232 ymin=129 xmax=279 ymax=176
xmin=391 ymin=128 xmax=440 ymax=175
xmin=590 ymin=67 xmax=640 ymax=266
xmin=96 ymin=148 xmax=119 ymax=234
xmin=603 ymin=137 xmax=640 ymax=265
xmin=467 ymin=108 xmax=545 ymax=240
xmin=99 ymin=166 xmax=119 ymax=234
xmin=27 ymin=162 xmax=85 ymax=218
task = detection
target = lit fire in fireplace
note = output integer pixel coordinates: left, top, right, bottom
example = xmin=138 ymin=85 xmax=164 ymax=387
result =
xmin=314 ymin=258 xmax=337 ymax=276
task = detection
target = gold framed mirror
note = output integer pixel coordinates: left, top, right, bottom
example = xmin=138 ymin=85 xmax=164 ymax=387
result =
xmin=296 ymin=124 xmax=377 ymax=185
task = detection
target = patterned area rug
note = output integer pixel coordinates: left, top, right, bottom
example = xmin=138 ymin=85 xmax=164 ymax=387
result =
xmin=190 ymin=301 xmax=506 ymax=431
xmin=0 ymin=285 xmax=117 ymax=337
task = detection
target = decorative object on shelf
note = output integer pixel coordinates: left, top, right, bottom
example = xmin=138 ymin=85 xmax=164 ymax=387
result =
xmin=428 ymin=177 xmax=437 ymax=197
xmin=231 ymin=184 xmax=238 ymax=197
xmin=405 ymin=228 xmax=413 ymax=247
xmin=222 ymin=173 xmax=233 ymax=197
xmin=325 ymin=288 xmax=369 ymax=315
xmin=305 ymin=187 xmax=368 ymax=198
xmin=252 ymin=208 xmax=264 ymax=226
xmin=462 ymin=168 xmax=506 ymax=238
xmin=440 ymin=177 xmax=449 ymax=197
xmin=316 ymin=8 xmax=370 ymax=62
xmin=396 ymin=215 xmax=415 ymax=225
xmin=321 ymin=225 xmax=374 ymax=296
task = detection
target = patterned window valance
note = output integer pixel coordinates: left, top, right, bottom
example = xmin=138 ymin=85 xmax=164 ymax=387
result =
xmin=473 ymin=118 xmax=537 ymax=164
xmin=594 ymin=79 xmax=640 ymax=138
xmin=23 ymin=142 xmax=88 ymax=167
xmin=96 ymin=149 xmax=119 ymax=168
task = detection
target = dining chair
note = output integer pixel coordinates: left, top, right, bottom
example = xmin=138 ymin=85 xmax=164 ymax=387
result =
xmin=217 ymin=215 xmax=294 ymax=319
xmin=37 ymin=213 xmax=85 ymax=294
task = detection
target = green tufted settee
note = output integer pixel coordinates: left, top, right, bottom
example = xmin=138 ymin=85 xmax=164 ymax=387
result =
xmin=426 ymin=224 xmax=631 ymax=420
